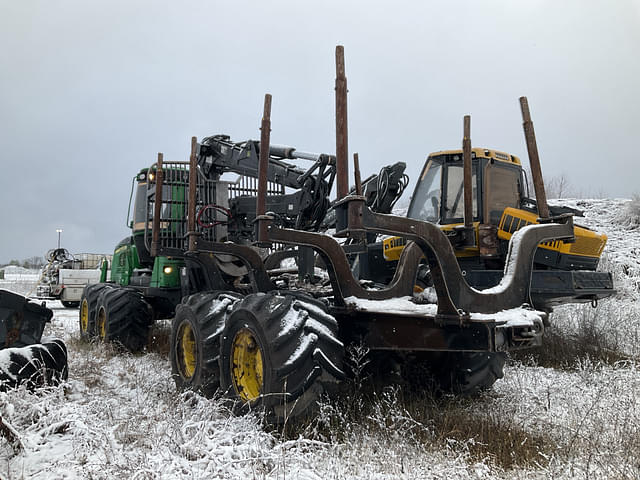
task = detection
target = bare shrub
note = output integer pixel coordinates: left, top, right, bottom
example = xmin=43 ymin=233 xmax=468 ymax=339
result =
xmin=545 ymin=173 xmax=572 ymax=199
xmin=617 ymin=194 xmax=640 ymax=228
xmin=513 ymin=302 xmax=637 ymax=368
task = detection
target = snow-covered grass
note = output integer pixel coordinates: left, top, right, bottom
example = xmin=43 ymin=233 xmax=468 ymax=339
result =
xmin=1 ymin=198 xmax=640 ymax=479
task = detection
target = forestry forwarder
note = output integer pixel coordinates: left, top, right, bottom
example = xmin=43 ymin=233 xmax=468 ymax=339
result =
xmin=378 ymin=142 xmax=613 ymax=310
xmin=78 ymin=46 xmax=614 ymax=420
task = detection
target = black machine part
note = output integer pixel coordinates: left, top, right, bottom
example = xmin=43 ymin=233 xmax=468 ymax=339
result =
xmin=0 ymin=289 xmax=53 ymax=348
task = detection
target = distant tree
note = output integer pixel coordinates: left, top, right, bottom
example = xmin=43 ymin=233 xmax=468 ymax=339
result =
xmin=545 ymin=174 xmax=571 ymax=199
xmin=22 ymin=256 xmax=45 ymax=269
xmin=8 ymin=259 xmax=19 ymax=266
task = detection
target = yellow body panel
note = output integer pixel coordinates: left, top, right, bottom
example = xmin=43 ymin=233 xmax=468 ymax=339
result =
xmin=498 ymin=207 xmax=607 ymax=258
xmin=383 ymin=223 xmax=481 ymax=261
xmin=383 ymin=209 xmax=606 ymax=262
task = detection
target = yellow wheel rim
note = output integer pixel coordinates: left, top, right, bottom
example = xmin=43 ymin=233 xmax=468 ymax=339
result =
xmin=97 ymin=307 xmax=106 ymax=340
xmin=177 ymin=322 xmax=197 ymax=379
xmin=231 ymin=329 xmax=263 ymax=402
xmin=80 ymin=299 xmax=89 ymax=333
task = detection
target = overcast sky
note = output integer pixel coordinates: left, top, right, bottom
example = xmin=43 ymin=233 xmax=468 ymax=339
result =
xmin=1 ymin=0 xmax=639 ymax=263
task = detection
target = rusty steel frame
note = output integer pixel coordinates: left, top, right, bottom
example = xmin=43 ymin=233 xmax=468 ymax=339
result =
xmin=265 ymin=197 xmax=574 ymax=321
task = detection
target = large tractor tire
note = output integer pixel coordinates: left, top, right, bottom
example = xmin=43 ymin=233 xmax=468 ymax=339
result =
xmin=436 ymin=352 xmax=506 ymax=396
xmin=96 ymin=287 xmax=152 ymax=352
xmin=170 ymin=291 xmax=242 ymax=396
xmin=0 ymin=339 xmax=68 ymax=391
xmin=79 ymin=283 xmax=113 ymax=340
xmin=219 ymin=292 xmax=345 ymax=421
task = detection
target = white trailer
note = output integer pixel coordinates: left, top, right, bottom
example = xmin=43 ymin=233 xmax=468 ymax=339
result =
xmin=36 ymin=250 xmax=111 ymax=308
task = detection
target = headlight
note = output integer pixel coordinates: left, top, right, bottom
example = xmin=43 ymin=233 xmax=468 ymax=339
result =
xmin=163 ymin=266 xmax=173 ymax=275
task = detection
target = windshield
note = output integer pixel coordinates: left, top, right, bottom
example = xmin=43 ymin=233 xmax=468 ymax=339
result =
xmin=133 ymin=182 xmax=148 ymax=228
xmin=408 ymin=159 xmax=442 ymax=222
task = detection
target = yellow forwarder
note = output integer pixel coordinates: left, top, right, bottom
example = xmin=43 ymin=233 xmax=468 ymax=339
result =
xmin=380 ymin=147 xmax=610 ymax=308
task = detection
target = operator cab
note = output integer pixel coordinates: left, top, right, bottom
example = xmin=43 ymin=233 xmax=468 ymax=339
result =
xmin=408 ymin=148 xmax=524 ymax=227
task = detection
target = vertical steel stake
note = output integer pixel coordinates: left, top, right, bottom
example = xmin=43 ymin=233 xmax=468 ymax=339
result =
xmin=256 ymin=93 xmax=272 ymax=244
xmin=335 ymin=45 xmax=349 ymax=200
xmin=353 ymin=152 xmax=362 ymax=196
xmin=462 ymin=115 xmax=473 ymax=229
xmin=520 ymin=97 xmax=550 ymax=219
xmin=188 ymin=137 xmax=198 ymax=252
xmin=151 ymin=152 xmax=164 ymax=257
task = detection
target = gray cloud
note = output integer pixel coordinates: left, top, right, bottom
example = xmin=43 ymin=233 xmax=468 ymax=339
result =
xmin=1 ymin=0 xmax=638 ymax=262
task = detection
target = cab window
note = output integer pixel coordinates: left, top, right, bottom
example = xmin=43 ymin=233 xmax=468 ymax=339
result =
xmin=484 ymin=163 xmax=520 ymax=225
xmin=407 ymin=158 xmax=443 ymax=223
xmin=442 ymin=163 xmax=478 ymax=223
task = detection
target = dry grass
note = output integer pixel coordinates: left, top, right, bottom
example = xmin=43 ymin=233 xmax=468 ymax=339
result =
xmin=287 ymin=379 xmax=558 ymax=472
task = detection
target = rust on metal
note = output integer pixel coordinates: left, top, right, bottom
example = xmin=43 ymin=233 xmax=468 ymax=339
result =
xmin=519 ymin=97 xmax=550 ymax=219
xmin=267 ymin=220 xmax=422 ymax=304
xmin=462 ymin=115 xmax=473 ymax=228
xmin=353 ymin=152 xmax=362 ymax=196
xmin=335 ymin=45 xmax=349 ymax=200
xmin=255 ymin=94 xmax=272 ymax=244
xmin=478 ymin=224 xmax=499 ymax=257
xmin=151 ymin=152 xmax=164 ymax=257
xmin=187 ymin=136 xmax=198 ymax=252
xmin=269 ymin=196 xmax=574 ymax=317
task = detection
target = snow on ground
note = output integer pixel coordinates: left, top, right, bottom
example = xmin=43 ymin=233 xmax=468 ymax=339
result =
xmin=0 ymin=267 xmax=40 ymax=297
xmin=1 ymin=198 xmax=640 ymax=479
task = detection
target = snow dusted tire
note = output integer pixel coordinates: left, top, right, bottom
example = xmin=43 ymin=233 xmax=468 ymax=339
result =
xmin=437 ymin=352 xmax=506 ymax=396
xmin=96 ymin=287 xmax=151 ymax=352
xmin=79 ymin=283 xmax=113 ymax=340
xmin=170 ymin=291 xmax=242 ymax=396
xmin=219 ymin=292 xmax=345 ymax=421
xmin=0 ymin=339 xmax=68 ymax=391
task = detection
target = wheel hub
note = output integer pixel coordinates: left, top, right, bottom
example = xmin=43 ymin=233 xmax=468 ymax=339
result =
xmin=97 ymin=307 xmax=106 ymax=340
xmin=231 ymin=328 xmax=263 ymax=401
xmin=177 ymin=322 xmax=196 ymax=379
xmin=80 ymin=299 xmax=89 ymax=333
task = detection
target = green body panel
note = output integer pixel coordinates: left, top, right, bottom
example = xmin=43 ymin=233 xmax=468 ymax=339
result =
xmin=111 ymin=238 xmax=142 ymax=286
xmin=99 ymin=257 xmax=109 ymax=283
xmin=107 ymin=169 xmax=186 ymax=290
xmin=151 ymin=257 xmax=183 ymax=288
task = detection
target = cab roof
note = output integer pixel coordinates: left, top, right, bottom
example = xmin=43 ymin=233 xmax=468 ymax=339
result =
xmin=428 ymin=148 xmax=521 ymax=165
